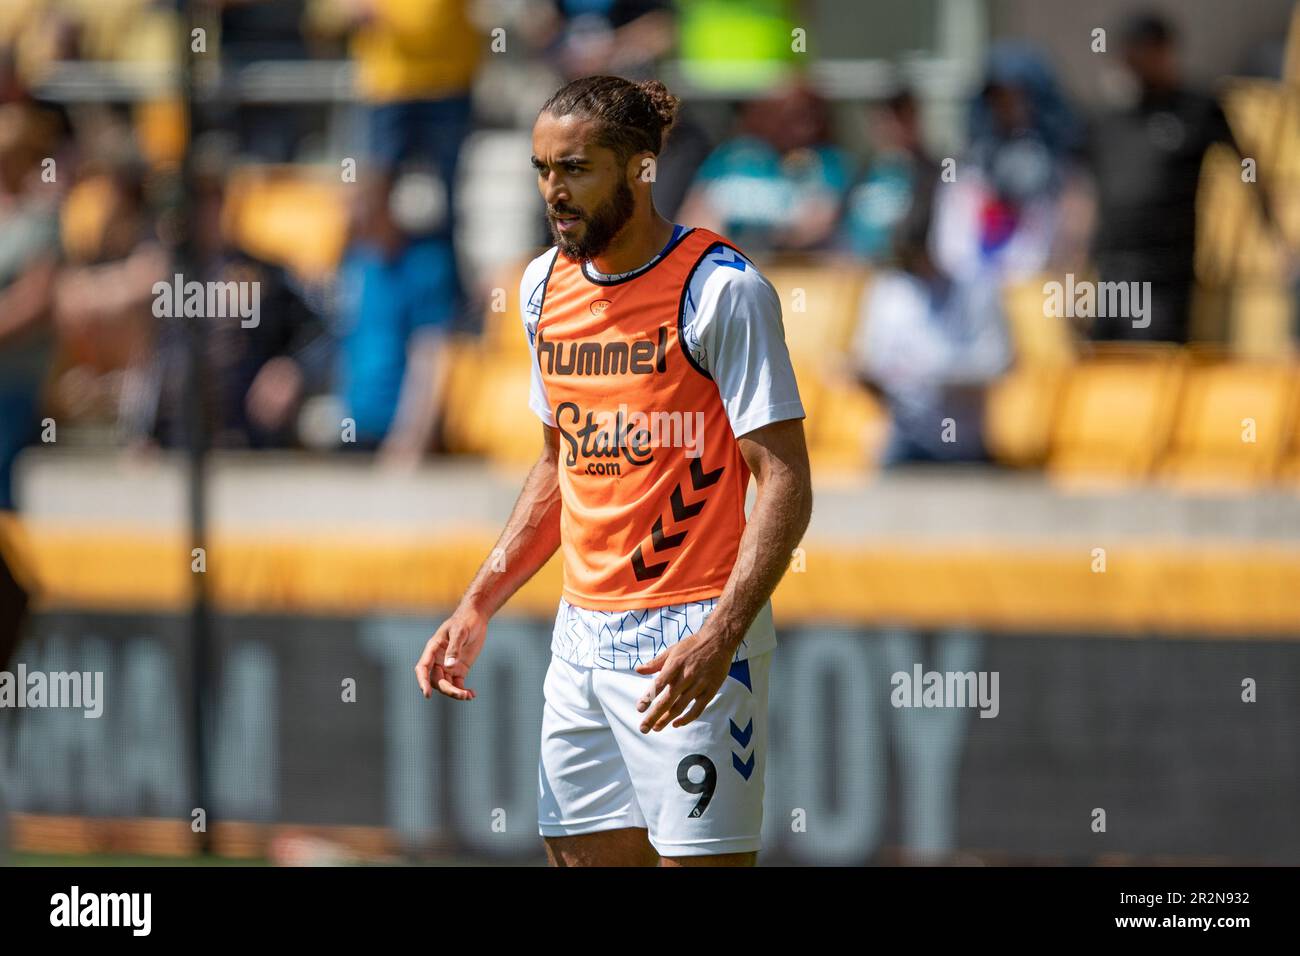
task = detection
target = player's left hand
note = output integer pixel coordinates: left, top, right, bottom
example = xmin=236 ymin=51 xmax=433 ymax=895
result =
xmin=633 ymin=630 xmax=734 ymax=733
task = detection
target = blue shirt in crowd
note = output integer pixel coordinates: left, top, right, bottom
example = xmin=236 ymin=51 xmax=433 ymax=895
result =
xmin=335 ymin=237 xmax=455 ymax=442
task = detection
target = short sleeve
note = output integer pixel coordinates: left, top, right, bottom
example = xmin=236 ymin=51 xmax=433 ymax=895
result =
xmin=520 ymin=250 xmax=556 ymax=427
xmin=683 ymin=249 xmax=806 ymax=438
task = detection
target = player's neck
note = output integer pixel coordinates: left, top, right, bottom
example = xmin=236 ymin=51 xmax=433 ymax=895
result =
xmin=588 ymin=210 xmax=675 ymax=277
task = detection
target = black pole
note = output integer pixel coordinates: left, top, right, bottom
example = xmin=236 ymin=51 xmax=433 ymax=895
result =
xmin=178 ymin=0 xmax=213 ymax=857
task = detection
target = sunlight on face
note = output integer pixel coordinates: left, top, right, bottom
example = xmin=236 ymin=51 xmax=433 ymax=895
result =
xmin=531 ymin=112 xmax=635 ymax=261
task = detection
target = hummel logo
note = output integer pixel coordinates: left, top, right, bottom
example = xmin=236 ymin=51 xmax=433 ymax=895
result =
xmin=732 ymin=750 xmax=755 ymax=780
xmin=715 ymin=250 xmax=747 ymax=272
xmin=537 ymin=326 xmax=667 ymax=376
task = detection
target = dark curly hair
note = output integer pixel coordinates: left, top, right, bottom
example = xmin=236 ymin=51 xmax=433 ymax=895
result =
xmin=539 ymin=75 xmax=681 ymax=166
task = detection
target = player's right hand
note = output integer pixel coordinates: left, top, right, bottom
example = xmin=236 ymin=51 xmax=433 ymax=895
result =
xmin=415 ymin=605 xmax=488 ymax=701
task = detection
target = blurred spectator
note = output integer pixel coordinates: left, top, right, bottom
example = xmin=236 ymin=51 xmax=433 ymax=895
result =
xmin=677 ymin=82 xmax=850 ymax=255
xmin=314 ymin=0 xmax=484 ymax=323
xmin=217 ymin=0 xmax=319 ymax=162
xmin=0 ymin=102 xmax=62 ymax=509
xmin=0 ymin=47 xmax=29 ymax=105
xmin=930 ymin=42 xmax=1089 ymax=284
xmin=529 ymin=0 xmax=675 ymax=82
xmin=851 ymin=188 xmax=1012 ymax=465
xmin=523 ymin=1 xmax=709 ymax=220
xmin=331 ymin=172 xmax=454 ymax=464
xmin=220 ymin=0 xmax=313 ymax=61
xmin=838 ymin=88 xmax=938 ymax=264
xmin=1086 ymin=12 xmax=1268 ymax=343
xmin=49 ymin=144 xmax=168 ymax=444
xmin=143 ymin=144 xmax=332 ymax=450
xmin=327 ymin=0 xmax=479 ymax=203
xmin=0 ymin=0 xmax=178 ymax=86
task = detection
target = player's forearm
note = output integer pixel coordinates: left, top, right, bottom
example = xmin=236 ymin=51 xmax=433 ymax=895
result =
xmin=706 ymin=469 xmax=813 ymax=654
xmin=458 ymin=454 xmax=562 ymax=619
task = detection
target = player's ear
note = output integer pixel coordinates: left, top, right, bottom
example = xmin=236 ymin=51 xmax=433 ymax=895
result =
xmin=626 ymin=149 xmax=656 ymax=188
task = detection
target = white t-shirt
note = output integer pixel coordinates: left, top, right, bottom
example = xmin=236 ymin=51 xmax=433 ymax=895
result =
xmin=518 ymin=226 xmax=805 ymax=669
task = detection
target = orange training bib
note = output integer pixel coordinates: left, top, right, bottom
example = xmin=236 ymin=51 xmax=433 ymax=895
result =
xmin=535 ymin=227 xmax=751 ymax=611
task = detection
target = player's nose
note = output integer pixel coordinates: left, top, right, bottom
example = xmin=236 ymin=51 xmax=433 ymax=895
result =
xmin=540 ymin=172 xmax=569 ymax=206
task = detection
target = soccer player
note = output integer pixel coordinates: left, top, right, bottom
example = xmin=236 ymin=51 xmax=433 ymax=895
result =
xmin=414 ymin=75 xmax=812 ymax=866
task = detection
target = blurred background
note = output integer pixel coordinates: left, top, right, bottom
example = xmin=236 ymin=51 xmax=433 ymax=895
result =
xmin=0 ymin=0 xmax=1299 ymax=865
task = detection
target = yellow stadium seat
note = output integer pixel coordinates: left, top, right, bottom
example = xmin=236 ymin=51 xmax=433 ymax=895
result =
xmin=764 ymin=262 xmax=872 ymax=473
xmin=978 ymin=273 xmax=1078 ymax=468
xmin=1194 ymin=143 xmax=1252 ymax=287
xmin=805 ymin=377 xmax=888 ymax=475
xmin=1002 ymin=275 xmax=1079 ymax=366
xmin=761 ymin=259 xmax=868 ymax=363
xmin=1228 ymin=283 xmax=1297 ymax=358
xmin=1207 ymin=64 xmax=1300 ymax=363
xmin=1223 ymin=79 xmax=1300 ymax=183
xmin=1158 ymin=360 xmax=1300 ymax=491
xmin=1267 ymin=366 xmax=1300 ymax=489
xmin=985 ymin=364 xmax=1066 ymax=468
xmin=439 ymin=336 xmax=488 ymax=454
xmin=1235 ymin=209 xmax=1289 ymax=284
xmin=477 ymin=354 xmax=541 ymax=468
xmin=223 ymin=166 xmax=349 ymax=281
xmin=1046 ymin=345 xmax=1186 ymax=489
xmin=1266 ymin=88 xmax=1300 ymax=190
xmin=480 ymin=255 xmax=539 ymax=355
xmin=1224 ymin=81 xmax=1283 ymax=161
xmin=1285 ymin=3 xmax=1300 ymax=93
xmin=788 ymin=355 xmax=827 ymax=424
xmin=1273 ymin=180 xmax=1300 ymax=250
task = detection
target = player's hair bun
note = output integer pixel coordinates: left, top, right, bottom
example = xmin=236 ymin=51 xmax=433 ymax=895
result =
xmin=637 ymin=79 xmax=680 ymax=147
xmin=541 ymin=75 xmax=682 ymax=159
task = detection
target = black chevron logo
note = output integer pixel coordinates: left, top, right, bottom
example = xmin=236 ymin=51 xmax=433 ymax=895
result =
xmin=628 ymin=457 xmax=726 ymax=582
xmin=650 ymin=515 xmax=686 ymax=552
xmin=631 ymin=546 xmax=669 ymax=581
xmin=670 ymin=485 xmax=704 ymax=521
xmin=690 ymin=456 xmax=724 ymax=488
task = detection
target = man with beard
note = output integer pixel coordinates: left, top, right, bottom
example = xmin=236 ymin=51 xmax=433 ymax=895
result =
xmin=414 ymin=75 xmax=811 ymax=866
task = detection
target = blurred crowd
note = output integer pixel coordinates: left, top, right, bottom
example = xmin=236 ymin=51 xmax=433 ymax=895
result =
xmin=0 ymin=0 xmax=1295 ymax=506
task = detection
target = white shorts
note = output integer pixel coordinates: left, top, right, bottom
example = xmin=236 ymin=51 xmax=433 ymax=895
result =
xmin=537 ymin=650 xmax=771 ymax=857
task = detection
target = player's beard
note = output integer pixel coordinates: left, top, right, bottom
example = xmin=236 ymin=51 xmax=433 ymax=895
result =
xmin=549 ymin=178 xmax=636 ymax=263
